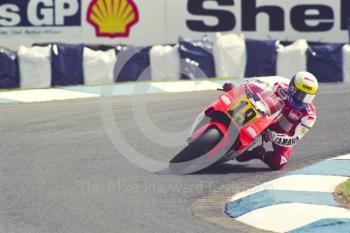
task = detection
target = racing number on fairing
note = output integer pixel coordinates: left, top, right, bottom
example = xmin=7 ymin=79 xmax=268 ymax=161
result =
xmin=227 ymin=96 xmax=259 ymax=126
xmin=228 ymin=100 xmax=256 ymax=125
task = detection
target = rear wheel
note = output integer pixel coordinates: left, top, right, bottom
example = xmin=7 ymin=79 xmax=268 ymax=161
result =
xmin=169 ymin=127 xmax=223 ymax=173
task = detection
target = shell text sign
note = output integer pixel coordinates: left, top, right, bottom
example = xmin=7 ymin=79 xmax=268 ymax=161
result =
xmin=87 ymin=0 xmax=139 ymax=38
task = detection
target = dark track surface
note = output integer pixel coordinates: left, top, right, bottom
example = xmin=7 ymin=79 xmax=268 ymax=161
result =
xmin=1 ymin=83 xmax=350 ymax=233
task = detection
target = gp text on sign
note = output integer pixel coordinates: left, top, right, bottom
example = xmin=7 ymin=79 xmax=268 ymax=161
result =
xmin=0 ymin=0 xmax=81 ymax=27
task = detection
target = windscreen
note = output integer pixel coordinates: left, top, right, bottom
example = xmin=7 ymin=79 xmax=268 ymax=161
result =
xmin=245 ymin=80 xmax=283 ymax=117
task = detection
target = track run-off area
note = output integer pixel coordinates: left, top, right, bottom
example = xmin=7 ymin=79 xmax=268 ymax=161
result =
xmin=0 ymin=83 xmax=350 ymax=233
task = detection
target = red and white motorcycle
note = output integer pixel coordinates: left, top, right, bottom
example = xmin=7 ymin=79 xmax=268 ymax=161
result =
xmin=169 ymin=79 xmax=283 ymax=174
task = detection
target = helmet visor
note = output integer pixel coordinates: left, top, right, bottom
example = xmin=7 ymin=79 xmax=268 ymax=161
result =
xmin=292 ymin=89 xmax=315 ymax=105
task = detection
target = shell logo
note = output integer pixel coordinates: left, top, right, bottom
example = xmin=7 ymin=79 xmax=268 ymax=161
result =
xmin=87 ymin=0 xmax=139 ymax=38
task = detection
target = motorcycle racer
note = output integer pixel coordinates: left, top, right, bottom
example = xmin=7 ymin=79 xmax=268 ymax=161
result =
xmin=223 ymin=72 xmax=318 ymax=170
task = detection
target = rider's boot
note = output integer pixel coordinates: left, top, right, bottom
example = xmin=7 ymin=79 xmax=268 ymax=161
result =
xmin=236 ymin=146 xmax=265 ymax=162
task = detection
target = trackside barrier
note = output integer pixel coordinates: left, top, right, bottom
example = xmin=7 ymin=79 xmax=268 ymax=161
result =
xmin=115 ymin=46 xmax=151 ymax=82
xmin=245 ymin=39 xmax=278 ymax=78
xmin=0 ymin=47 xmax=19 ymax=89
xmin=277 ymin=39 xmax=308 ymax=79
xmin=348 ymin=19 xmax=350 ymax=44
xmin=178 ymin=37 xmax=216 ymax=79
xmin=150 ymin=45 xmax=180 ymax=81
xmin=213 ymin=33 xmax=246 ymax=80
xmin=51 ymin=44 xmax=84 ymax=86
xmin=307 ymin=44 xmax=343 ymax=83
xmin=343 ymin=45 xmax=350 ymax=83
xmin=18 ymin=45 xmax=51 ymax=89
xmin=83 ymin=48 xmax=116 ymax=85
xmin=1 ymin=34 xmax=350 ymax=89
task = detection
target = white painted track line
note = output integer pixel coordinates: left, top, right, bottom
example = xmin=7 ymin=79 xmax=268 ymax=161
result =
xmin=236 ymin=203 xmax=350 ymax=233
xmin=330 ymin=154 xmax=350 ymax=160
xmin=230 ymin=175 xmax=349 ymax=202
xmin=0 ymin=89 xmax=99 ymax=102
xmin=152 ymin=81 xmax=223 ymax=93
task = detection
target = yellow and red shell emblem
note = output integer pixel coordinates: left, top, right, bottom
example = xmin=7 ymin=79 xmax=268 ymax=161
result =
xmin=87 ymin=0 xmax=139 ymax=38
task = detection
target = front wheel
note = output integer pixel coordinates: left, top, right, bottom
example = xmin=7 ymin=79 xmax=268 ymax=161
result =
xmin=169 ymin=127 xmax=223 ymax=173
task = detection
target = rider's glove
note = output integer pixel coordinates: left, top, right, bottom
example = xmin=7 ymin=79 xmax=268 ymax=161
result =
xmin=222 ymin=83 xmax=234 ymax=92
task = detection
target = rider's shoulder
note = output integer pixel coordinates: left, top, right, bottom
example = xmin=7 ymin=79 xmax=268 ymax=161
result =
xmin=302 ymin=102 xmax=317 ymax=117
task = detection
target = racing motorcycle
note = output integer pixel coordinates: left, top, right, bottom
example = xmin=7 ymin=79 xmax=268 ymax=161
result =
xmin=169 ymin=79 xmax=283 ymax=174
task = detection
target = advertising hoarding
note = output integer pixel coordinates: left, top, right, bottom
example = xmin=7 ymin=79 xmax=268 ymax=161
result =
xmin=0 ymin=0 xmax=348 ymax=50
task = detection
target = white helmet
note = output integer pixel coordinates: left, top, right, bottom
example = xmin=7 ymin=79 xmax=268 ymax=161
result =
xmin=288 ymin=71 xmax=318 ymax=109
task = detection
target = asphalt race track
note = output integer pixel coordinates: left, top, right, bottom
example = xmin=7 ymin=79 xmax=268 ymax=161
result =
xmin=1 ymin=83 xmax=350 ymax=233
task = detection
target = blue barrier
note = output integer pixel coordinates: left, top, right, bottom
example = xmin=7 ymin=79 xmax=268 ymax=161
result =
xmin=115 ymin=46 xmax=151 ymax=82
xmin=0 ymin=38 xmax=349 ymax=89
xmin=348 ymin=19 xmax=350 ymax=44
xmin=178 ymin=37 xmax=216 ymax=79
xmin=51 ymin=43 xmax=84 ymax=86
xmin=0 ymin=47 xmax=19 ymax=88
xmin=307 ymin=44 xmax=343 ymax=83
xmin=245 ymin=39 xmax=278 ymax=77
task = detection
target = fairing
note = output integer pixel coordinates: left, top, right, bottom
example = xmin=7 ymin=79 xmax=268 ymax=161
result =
xmin=189 ymin=80 xmax=283 ymax=160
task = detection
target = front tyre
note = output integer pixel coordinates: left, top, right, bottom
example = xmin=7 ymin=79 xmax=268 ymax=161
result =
xmin=169 ymin=127 xmax=223 ymax=173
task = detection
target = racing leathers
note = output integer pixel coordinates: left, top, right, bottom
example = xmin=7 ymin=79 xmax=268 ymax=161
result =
xmin=234 ymin=81 xmax=317 ymax=170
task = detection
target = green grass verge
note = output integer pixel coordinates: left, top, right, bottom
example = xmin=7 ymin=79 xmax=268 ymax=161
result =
xmin=341 ymin=179 xmax=350 ymax=197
